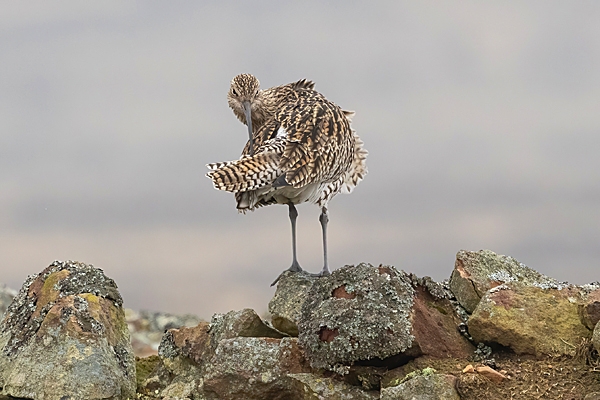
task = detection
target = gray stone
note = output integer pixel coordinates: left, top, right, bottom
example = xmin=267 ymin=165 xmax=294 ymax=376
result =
xmin=269 ymin=271 xmax=319 ymax=336
xmin=380 ymin=371 xmax=459 ymax=400
xmin=0 ymin=260 xmax=135 ymax=400
xmin=202 ymin=337 xmax=310 ymax=400
xmin=298 ymin=264 xmax=473 ymax=373
xmin=287 ymin=373 xmax=379 ymax=399
xmin=298 ymin=264 xmax=415 ymax=373
xmin=449 ymin=249 xmax=562 ymax=313
xmin=209 ymin=308 xmax=286 ymax=348
xmin=143 ymin=318 xmax=306 ymax=399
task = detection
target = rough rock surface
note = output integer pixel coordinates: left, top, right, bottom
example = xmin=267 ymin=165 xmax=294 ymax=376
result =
xmin=298 ymin=263 xmax=473 ymax=373
xmin=139 ymin=310 xmax=305 ymax=399
xmin=449 ymin=249 xmax=563 ymax=313
xmin=468 ymin=282 xmax=590 ymax=356
xmin=578 ymin=286 xmax=600 ymax=330
xmin=0 ymin=260 xmax=135 ymax=400
xmin=0 ymin=284 xmax=16 ymax=319
xmin=137 ymin=322 xmax=211 ymax=399
xmin=287 ymin=373 xmax=378 ymax=399
xmin=203 ymin=337 xmax=311 ymax=399
xmin=407 ymin=275 xmax=474 ymax=360
xmin=269 ymin=271 xmax=318 ymax=336
xmin=126 ymin=308 xmax=202 ymax=357
xmin=593 ymin=320 xmax=600 ymax=354
xmin=380 ymin=371 xmax=460 ymax=400
xmin=209 ymin=308 xmax=285 ymax=347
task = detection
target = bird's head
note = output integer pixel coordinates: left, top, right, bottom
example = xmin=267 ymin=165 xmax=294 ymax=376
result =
xmin=228 ymin=74 xmax=263 ymax=155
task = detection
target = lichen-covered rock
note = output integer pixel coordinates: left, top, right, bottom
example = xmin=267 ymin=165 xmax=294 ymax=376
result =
xmin=449 ymin=249 xmax=562 ymax=313
xmin=126 ymin=308 xmax=202 ymax=357
xmin=468 ymin=282 xmax=590 ymax=356
xmin=0 ymin=284 xmax=16 ymax=319
xmin=269 ymin=272 xmax=319 ymax=336
xmin=287 ymin=373 xmax=379 ymax=399
xmin=0 ymin=260 xmax=135 ymax=400
xmin=135 ymin=355 xmax=162 ymax=392
xmin=380 ymin=371 xmax=459 ymax=400
xmin=298 ymin=264 xmax=473 ymax=373
xmin=578 ymin=286 xmax=600 ymax=330
xmin=593 ymin=321 xmax=600 ymax=354
xmin=143 ymin=315 xmax=303 ymax=399
xmin=139 ymin=322 xmax=211 ymax=399
xmin=160 ymin=321 xmax=212 ymax=365
xmin=209 ymin=308 xmax=285 ymax=348
xmin=203 ymin=337 xmax=311 ymax=400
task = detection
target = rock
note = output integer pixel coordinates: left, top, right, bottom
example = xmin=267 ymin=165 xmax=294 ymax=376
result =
xmin=139 ymin=322 xmax=212 ymax=399
xmin=578 ymin=287 xmax=600 ymax=330
xmin=344 ymin=366 xmax=387 ymax=391
xmin=380 ymin=370 xmax=460 ymax=400
xmin=143 ymin=313 xmax=303 ymax=399
xmin=462 ymin=364 xmax=475 ymax=373
xmin=407 ymin=275 xmax=474 ymax=359
xmin=209 ymin=308 xmax=285 ymax=347
xmin=135 ymin=355 xmax=161 ymax=392
xmin=449 ymin=249 xmax=562 ymax=313
xmin=269 ymin=271 xmax=318 ymax=336
xmin=203 ymin=337 xmax=311 ymax=400
xmin=0 ymin=284 xmax=16 ymax=319
xmin=298 ymin=263 xmax=473 ymax=372
xmin=0 ymin=260 xmax=135 ymax=400
xmin=126 ymin=308 xmax=202 ymax=357
xmin=468 ymin=282 xmax=590 ymax=356
xmin=593 ymin=321 xmax=600 ymax=354
xmin=287 ymin=373 xmax=379 ymax=399
xmin=160 ymin=321 xmax=212 ymax=365
xmin=475 ymin=365 xmax=506 ymax=383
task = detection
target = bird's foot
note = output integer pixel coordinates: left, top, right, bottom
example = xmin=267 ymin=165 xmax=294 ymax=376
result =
xmin=270 ymin=262 xmax=303 ymax=286
xmin=270 ymin=265 xmax=331 ymax=286
xmin=305 ymin=269 xmax=331 ymax=278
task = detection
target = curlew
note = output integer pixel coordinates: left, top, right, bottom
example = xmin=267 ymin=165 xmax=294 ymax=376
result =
xmin=206 ymin=74 xmax=367 ymax=285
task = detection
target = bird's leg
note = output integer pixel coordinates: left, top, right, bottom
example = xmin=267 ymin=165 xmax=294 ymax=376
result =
xmin=288 ymin=202 xmax=302 ymax=272
xmin=318 ymin=206 xmax=331 ymax=276
xmin=271 ymin=202 xmax=303 ymax=286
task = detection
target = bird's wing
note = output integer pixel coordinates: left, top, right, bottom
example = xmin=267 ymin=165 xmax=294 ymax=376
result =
xmin=277 ymin=94 xmax=353 ymax=189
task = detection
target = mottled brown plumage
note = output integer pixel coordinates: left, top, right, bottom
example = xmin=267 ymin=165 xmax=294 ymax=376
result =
xmin=207 ymin=74 xmax=367 ymax=284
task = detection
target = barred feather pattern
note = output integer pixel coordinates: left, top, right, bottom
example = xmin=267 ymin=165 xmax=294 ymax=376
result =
xmin=206 ymin=138 xmax=286 ymax=193
xmin=208 ymin=75 xmax=368 ymax=212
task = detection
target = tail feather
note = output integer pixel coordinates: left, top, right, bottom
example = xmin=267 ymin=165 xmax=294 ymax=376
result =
xmin=206 ymin=152 xmax=281 ymax=193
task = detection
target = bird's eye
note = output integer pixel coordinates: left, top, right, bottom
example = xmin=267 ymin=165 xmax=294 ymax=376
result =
xmin=232 ymin=88 xmax=238 ymax=96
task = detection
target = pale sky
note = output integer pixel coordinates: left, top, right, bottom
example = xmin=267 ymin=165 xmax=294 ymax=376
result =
xmin=1 ymin=1 xmax=599 ymax=318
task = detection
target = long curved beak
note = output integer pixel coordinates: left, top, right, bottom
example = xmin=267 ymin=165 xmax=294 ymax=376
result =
xmin=243 ymin=101 xmax=254 ymax=156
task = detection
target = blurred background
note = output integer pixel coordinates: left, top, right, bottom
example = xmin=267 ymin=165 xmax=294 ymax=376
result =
xmin=1 ymin=1 xmax=599 ymax=318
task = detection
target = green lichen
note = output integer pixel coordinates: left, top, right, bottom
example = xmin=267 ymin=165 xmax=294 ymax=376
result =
xmin=136 ymin=355 xmax=161 ymax=389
